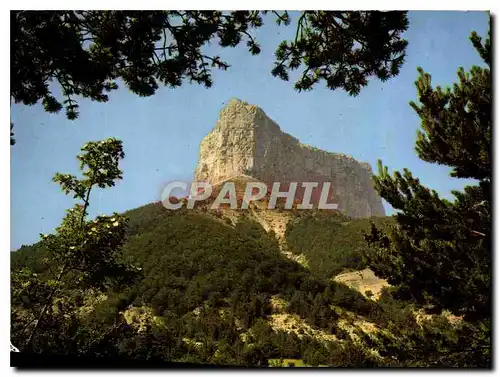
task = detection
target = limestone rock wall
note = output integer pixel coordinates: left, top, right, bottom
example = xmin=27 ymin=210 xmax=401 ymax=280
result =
xmin=195 ymin=98 xmax=385 ymax=218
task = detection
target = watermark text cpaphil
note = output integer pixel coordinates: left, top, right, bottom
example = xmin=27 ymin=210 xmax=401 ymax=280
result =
xmin=160 ymin=181 xmax=339 ymax=210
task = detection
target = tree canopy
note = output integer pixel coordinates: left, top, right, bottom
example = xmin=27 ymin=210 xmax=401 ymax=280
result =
xmin=362 ymin=22 xmax=491 ymax=366
xmin=364 ymin=23 xmax=491 ymax=322
xmin=11 ymin=11 xmax=408 ymax=123
xmin=11 ymin=138 xmax=138 ymax=352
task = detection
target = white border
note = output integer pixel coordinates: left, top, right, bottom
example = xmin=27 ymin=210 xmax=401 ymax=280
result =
xmin=3 ymin=4 xmax=498 ymax=376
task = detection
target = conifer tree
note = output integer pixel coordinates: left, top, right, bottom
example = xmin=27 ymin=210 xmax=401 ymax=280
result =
xmin=364 ymin=24 xmax=491 ymax=322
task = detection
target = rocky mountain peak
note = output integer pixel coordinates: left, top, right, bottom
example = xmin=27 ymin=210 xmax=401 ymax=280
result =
xmin=195 ymin=99 xmax=385 ymax=218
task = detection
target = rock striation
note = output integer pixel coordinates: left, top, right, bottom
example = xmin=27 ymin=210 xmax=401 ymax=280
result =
xmin=194 ymin=98 xmax=385 ymax=218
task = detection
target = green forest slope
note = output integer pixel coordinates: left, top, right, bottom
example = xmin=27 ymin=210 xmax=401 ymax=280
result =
xmin=11 ymin=204 xmax=467 ymax=367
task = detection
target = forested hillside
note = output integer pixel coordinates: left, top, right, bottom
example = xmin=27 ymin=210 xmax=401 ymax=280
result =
xmin=12 ymin=203 xmax=479 ymax=367
xmin=285 ymin=212 xmax=392 ymax=279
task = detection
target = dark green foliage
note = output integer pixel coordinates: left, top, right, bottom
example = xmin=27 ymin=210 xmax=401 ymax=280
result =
xmin=118 ymin=207 xmax=377 ymax=324
xmin=11 ymin=139 xmax=138 ymax=353
xmin=11 ymin=11 xmax=408 ymax=125
xmin=325 ymin=340 xmax=379 ymax=367
xmin=285 ymin=211 xmax=393 ymax=279
xmin=11 ymin=202 xmax=380 ymax=365
xmin=272 ymin=11 xmax=409 ymax=95
xmin=10 ymin=122 xmax=15 ymax=145
xmin=356 ymin=291 xmax=491 ymax=367
xmin=13 ymin=199 xmax=490 ymax=367
xmin=364 ymin=24 xmax=491 ymax=322
xmin=11 ymin=244 xmax=50 ymax=273
xmin=121 ymin=211 xmax=305 ymax=319
xmin=411 ymin=29 xmax=491 ymax=181
xmin=122 ymin=202 xmax=175 ymax=237
xmin=363 ymin=23 xmax=491 ymax=366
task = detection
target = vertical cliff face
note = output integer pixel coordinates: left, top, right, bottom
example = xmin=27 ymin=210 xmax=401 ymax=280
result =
xmin=194 ymin=98 xmax=385 ymax=218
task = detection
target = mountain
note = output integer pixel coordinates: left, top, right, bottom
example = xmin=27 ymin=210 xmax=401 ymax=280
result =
xmin=13 ymin=200 xmax=467 ymax=367
xmin=195 ymin=98 xmax=385 ymax=218
xmin=11 ymin=100 xmax=466 ymax=367
xmin=12 ymin=200 xmax=397 ymax=366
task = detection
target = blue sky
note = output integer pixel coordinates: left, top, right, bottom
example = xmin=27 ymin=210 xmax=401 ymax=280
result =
xmin=10 ymin=11 xmax=489 ymax=250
